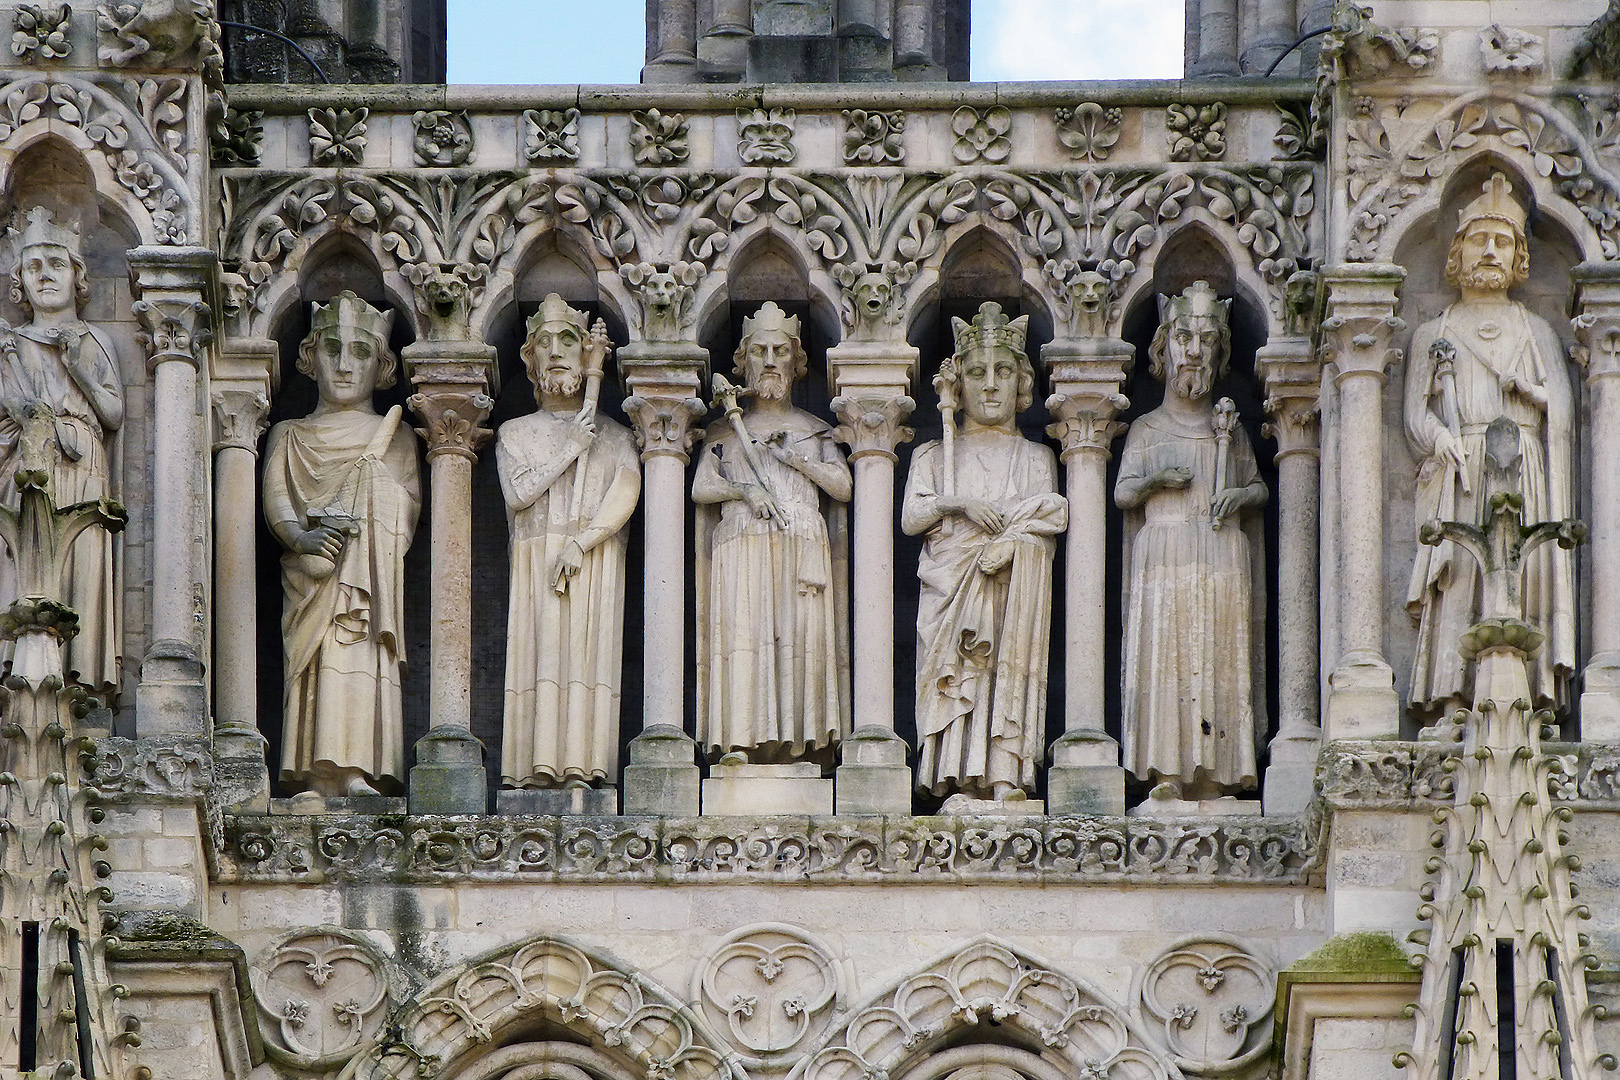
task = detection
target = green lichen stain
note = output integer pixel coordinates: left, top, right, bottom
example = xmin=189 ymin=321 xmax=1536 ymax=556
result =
xmin=1289 ymin=931 xmax=1412 ymax=973
xmin=121 ymin=910 xmax=217 ymax=944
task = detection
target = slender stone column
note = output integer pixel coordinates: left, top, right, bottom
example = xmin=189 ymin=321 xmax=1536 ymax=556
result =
xmin=1043 ymin=338 xmax=1131 ymax=816
xmin=894 ymin=0 xmax=935 ymax=68
xmin=129 ymin=248 xmax=216 ymax=736
xmin=1190 ymin=0 xmax=1240 ymax=76
xmin=620 ymin=341 xmax=708 ymax=815
xmin=403 ymin=341 xmax=495 ymax=814
xmin=1244 ymin=0 xmax=1298 ymax=73
xmin=698 ymin=0 xmax=751 ymax=79
xmin=210 ymin=387 xmax=270 ymax=730
xmin=644 ymin=0 xmax=699 ymax=82
xmin=1320 ymin=266 xmax=1405 ymax=740
xmin=1258 ymin=337 xmax=1323 ymax=813
xmin=1573 ymin=266 xmax=1620 ymax=740
xmin=828 ymin=340 xmax=918 ymax=814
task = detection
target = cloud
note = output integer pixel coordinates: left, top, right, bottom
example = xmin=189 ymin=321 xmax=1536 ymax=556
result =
xmin=974 ymin=0 xmax=1184 ymax=81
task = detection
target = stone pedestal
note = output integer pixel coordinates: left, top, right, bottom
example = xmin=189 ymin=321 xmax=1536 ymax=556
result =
xmin=704 ymin=761 xmax=833 ymax=816
xmin=939 ymin=794 xmax=1045 ymax=816
xmin=495 ymin=787 xmax=619 ymax=816
xmin=622 ymin=723 xmax=702 ymax=816
xmin=1042 ymin=338 xmax=1131 ymax=815
xmin=271 ymin=795 xmax=407 ymax=816
xmin=1320 ymin=267 xmax=1406 ymax=740
xmin=1128 ymin=794 xmax=1263 ymax=819
xmin=212 ymin=724 xmax=270 ymax=813
xmin=828 ymin=340 xmax=917 ymax=814
xmin=408 ymin=725 xmax=488 ymax=815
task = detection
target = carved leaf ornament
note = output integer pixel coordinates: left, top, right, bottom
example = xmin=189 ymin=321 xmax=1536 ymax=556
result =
xmin=254 ymin=929 xmax=394 ymax=1070
xmin=803 ymin=941 xmax=1171 ymax=1080
xmin=697 ymin=924 xmax=840 ymax=1063
xmin=1138 ymin=939 xmax=1272 ymax=1074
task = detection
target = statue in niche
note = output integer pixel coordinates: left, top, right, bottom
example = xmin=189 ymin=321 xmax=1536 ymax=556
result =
xmin=1404 ymin=173 xmax=1575 ymax=716
xmin=497 ymin=294 xmax=640 ymax=789
xmin=693 ymin=302 xmax=852 ymax=762
xmin=1116 ymin=281 xmax=1267 ymax=802
xmin=0 ymin=207 xmax=124 ymax=697
xmin=902 ymin=302 xmax=1067 ymax=802
xmin=262 ymin=292 xmax=421 ymax=798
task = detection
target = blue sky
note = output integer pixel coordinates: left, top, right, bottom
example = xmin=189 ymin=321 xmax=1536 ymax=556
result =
xmin=446 ymin=0 xmax=1184 ymax=84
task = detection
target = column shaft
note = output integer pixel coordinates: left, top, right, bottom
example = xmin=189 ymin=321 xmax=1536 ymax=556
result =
xmin=150 ymin=357 xmax=198 ymax=652
xmin=1336 ymin=371 xmax=1383 ymax=659
xmin=212 ymin=444 xmax=258 ymax=727
xmin=1064 ymin=446 xmax=1109 ymax=736
xmin=428 ymin=451 xmax=474 ymax=732
xmin=1192 ymin=0 xmax=1240 ymax=75
xmin=850 ymin=450 xmax=896 ymax=731
xmin=1276 ymin=444 xmax=1321 ymax=729
xmin=656 ymin=0 xmax=697 ymax=58
xmin=642 ymin=452 xmax=687 ymax=728
xmin=1573 ymin=271 xmax=1620 ymax=739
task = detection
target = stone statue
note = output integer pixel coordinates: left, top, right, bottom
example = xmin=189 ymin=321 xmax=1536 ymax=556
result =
xmin=1116 ymin=281 xmax=1267 ymax=801
xmin=262 ymin=292 xmax=421 ymax=798
xmin=0 ymin=207 xmax=124 ymax=697
xmin=901 ymin=302 xmax=1067 ymax=802
xmin=693 ymin=302 xmax=851 ymax=761
xmin=1404 ymin=173 xmax=1576 ymax=716
xmin=497 ymin=294 xmax=641 ymax=789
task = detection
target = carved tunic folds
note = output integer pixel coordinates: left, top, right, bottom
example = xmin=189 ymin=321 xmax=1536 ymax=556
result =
xmin=1117 ymin=411 xmax=1265 ymax=793
xmin=0 ymin=323 xmax=123 ymax=694
xmin=694 ymin=415 xmax=851 ymax=759
xmin=497 ymin=411 xmax=640 ymax=786
xmin=263 ymin=409 xmax=420 ymax=789
xmin=1404 ymin=302 xmax=1576 ymax=710
xmin=903 ymin=431 xmax=1067 ymax=798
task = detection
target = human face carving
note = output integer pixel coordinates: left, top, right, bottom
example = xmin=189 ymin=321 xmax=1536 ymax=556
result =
xmin=314 ymin=327 xmax=382 ymax=408
xmin=1457 ymin=219 xmax=1518 ymax=292
xmin=959 ymin=343 xmax=1019 ymax=427
xmin=20 ymin=243 xmax=76 ymax=316
xmin=852 ymin=273 xmax=891 ymax=324
xmin=744 ymin=327 xmax=795 ymax=401
xmin=1165 ymin=315 xmax=1221 ymax=402
xmin=532 ymin=320 xmax=585 ymax=398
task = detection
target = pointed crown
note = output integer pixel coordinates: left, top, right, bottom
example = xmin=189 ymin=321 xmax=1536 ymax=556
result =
xmin=1458 ymin=172 xmax=1527 ymax=234
xmin=742 ymin=301 xmax=800 ymax=341
xmin=14 ymin=206 xmax=81 ymax=254
xmin=951 ymin=301 xmax=1028 ymax=356
xmin=1157 ymin=280 xmax=1231 ymax=326
xmin=527 ymin=292 xmax=589 ymax=336
xmin=310 ymin=290 xmax=393 ymax=344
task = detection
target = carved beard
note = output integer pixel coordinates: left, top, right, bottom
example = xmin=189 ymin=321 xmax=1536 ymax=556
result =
xmin=753 ymin=371 xmax=789 ymax=400
xmin=539 ymin=366 xmax=583 ymax=398
xmin=1173 ymin=361 xmax=1213 ymax=401
xmin=1459 ymin=263 xmax=1511 ymax=292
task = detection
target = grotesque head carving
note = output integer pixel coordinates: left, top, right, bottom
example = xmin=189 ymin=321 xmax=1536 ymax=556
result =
xmin=1150 ymin=281 xmax=1232 ymax=403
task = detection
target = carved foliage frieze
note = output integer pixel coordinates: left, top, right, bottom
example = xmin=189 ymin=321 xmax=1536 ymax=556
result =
xmin=1055 ymin=102 xmax=1122 ymax=162
xmin=84 ymin=735 xmax=212 ymax=796
xmin=217 ymin=813 xmax=1320 ymax=884
xmin=1317 ymin=741 xmax=1457 ymax=807
xmin=253 ymin=928 xmax=397 ymax=1070
xmin=13 ymin=3 xmax=72 ymax=60
xmin=696 ymin=923 xmax=840 ymax=1067
xmin=843 ymin=109 xmax=903 ymax=165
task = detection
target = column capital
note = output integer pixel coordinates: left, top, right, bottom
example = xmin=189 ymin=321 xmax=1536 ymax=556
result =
xmin=831 ymin=394 xmax=915 ymax=461
xmin=1320 ymin=264 xmax=1406 ymax=382
xmin=1572 ymin=263 xmax=1620 ymax=381
xmin=619 ymin=340 xmax=711 ymax=462
xmin=1257 ymin=336 xmax=1322 ymax=459
xmin=826 ymin=338 xmax=920 ymax=401
xmin=212 ymin=389 xmax=271 ymax=454
xmin=624 ymin=394 xmax=707 ymax=461
xmin=408 ymin=390 xmax=495 ymax=462
xmin=1042 ymin=336 xmax=1132 ymax=461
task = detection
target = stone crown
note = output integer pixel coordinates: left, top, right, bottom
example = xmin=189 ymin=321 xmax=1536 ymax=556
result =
xmin=951 ymin=301 xmax=1029 ymax=355
xmin=311 ymin=290 xmax=393 ymax=344
xmin=742 ymin=300 xmax=800 ymax=340
xmin=529 ymin=292 xmax=590 ymax=335
xmin=1459 ymin=172 xmax=1528 ymax=233
xmin=14 ymin=206 xmax=80 ymax=254
xmin=1158 ymin=280 xmax=1231 ymax=326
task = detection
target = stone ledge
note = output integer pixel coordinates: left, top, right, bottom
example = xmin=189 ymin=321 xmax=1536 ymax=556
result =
xmin=217 ymin=809 xmax=1324 ymax=885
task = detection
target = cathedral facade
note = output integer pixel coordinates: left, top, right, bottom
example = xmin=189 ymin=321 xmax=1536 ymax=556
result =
xmin=4 ymin=3 xmax=1620 ymax=1080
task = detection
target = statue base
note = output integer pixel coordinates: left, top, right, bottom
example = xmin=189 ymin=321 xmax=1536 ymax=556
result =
xmin=1262 ymin=726 xmax=1322 ymax=817
xmin=495 ymin=785 xmax=618 ymax=816
xmin=704 ymin=761 xmax=832 ymax=816
xmin=939 ymin=793 xmax=1045 ymax=816
xmin=408 ymin=725 xmax=488 ymax=815
xmin=1128 ymin=790 xmax=1261 ymax=819
xmin=1324 ymin=654 xmax=1400 ymax=740
xmin=622 ymin=725 xmax=701 ymax=815
xmin=1580 ymin=652 xmax=1620 ymax=741
xmin=136 ymin=639 xmax=207 ymax=735
xmin=1046 ymin=730 xmax=1125 ymax=816
xmin=271 ymin=794 xmax=407 ymax=816
xmin=213 ymin=723 xmax=271 ymax=813
xmin=834 ymin=725 xmax=912 ymax=815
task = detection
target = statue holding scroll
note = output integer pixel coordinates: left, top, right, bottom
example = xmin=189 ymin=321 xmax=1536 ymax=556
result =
xmin=902 ymin=302 xmax=1067 ymax=801
xmin=1116 ymin=281 xmax=1267 ymax=800
xmin=1404 ymin=173 xmax=1575 ymax=716
xmin=263 ymin=293 xmax=420 ymax=797
xmin=497 ymin=294 xmax=640 ymax=788
xmin=692 ymin=302 xmax=851 ymax=761
xmin=0 ymin=207 xmax=124 ymax=696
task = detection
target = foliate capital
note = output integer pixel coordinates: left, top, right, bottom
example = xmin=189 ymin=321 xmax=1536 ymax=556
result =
xmin=1261 ymin=394 xmax=1321 ymax=456
xmin=831 ymin=395 xmax=915 ymax=460
xmin=211 ymin=389 xmax=271 ymax=454
xmin=1045 ymin=390 xmax=1128 ymax=460
xmin=1320 ymin=265 xmax=1407 ymax=382
xmin=408 ymin=391 xmax=494 ymax=461
xmin=1572 ymin=266 xmax=1620 ymax=381
xmin=134 ymin=296 xmax=213 ymax=369
xmin=624 ymin=395 xmax=706 ymax=461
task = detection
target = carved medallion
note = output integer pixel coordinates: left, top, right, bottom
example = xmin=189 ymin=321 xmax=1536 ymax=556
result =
xmin=1138 ymin=937 xmax=1273 ymax=1073
xmin=252 ymin=928 xmax=396 ymax=1069
xmin=696 ymin=923 xmax=841 ymax=1067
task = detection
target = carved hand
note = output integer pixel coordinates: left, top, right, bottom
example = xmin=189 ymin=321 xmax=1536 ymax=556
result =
xmin=292 ymin=524 xmax=346 ymax=562
xmin=977 ymin=539 xmax=1014 ymax=574
xmin=1210 ymin=486 xmax=1248 ymax=523
xmin=762 ymin=431 xmax=801 ymax=468
xmin=1433 ymin=427 xmax=1469 ymax=473
xmin=740 ymin=482 xmax=780 ymax=521
xmin=1498 ymin=371 xmax=1548 ymax=410
xmin=551 ymin=536 xmax=585 ymax=593
xmin=942 ymin=496 xmax=1004 ymax=534
xmin=1153 ymin=466 xmax=1194 ymax=491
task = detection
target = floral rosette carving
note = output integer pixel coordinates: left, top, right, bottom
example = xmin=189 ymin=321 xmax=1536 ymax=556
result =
xmin=696 ymin=923 xmax=841 ymax=1066
xmin=843 ymin=109 xmax=904 ymax=165
xmin=1138 ymin=937 xmax=1273 ymax=1074
xmin=1055 ymin=103 xmax=1122 ymax=162
xmin=525 ymin=107 xmax=580 ymax=162
xmin=631 ymin=108 xmax=689 ymax=166
xmin=952 ymin=105 xmax=1012 ymax=164
xmin=253 ymin=928 xmax=397 ymax=1070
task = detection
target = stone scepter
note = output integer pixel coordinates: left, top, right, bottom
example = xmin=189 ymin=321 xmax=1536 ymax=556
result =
xmin=711 ymin=371 xmax=790 ymax=529
xmin=562 ymin=317 xmax=613 ymax=533
xmin=933 ymin=355 xmax=958 ymax=497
